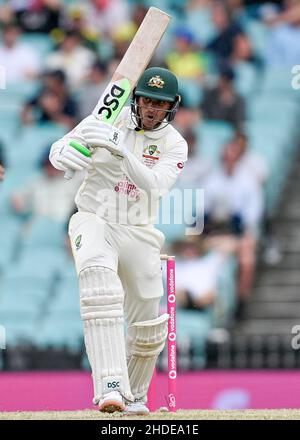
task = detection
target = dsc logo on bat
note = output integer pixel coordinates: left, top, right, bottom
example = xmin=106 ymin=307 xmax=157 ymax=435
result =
xmin=97 ymin=84 xmax=126 ymax=120
xmin=107 ymin=381 xmax=120 ymax=389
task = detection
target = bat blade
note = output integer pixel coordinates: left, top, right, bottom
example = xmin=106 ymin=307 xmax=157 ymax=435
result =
xmin=92 ymin=7 xmax=171 ymax=124
xmin=64 ymin=7 xmax=171 ymax=179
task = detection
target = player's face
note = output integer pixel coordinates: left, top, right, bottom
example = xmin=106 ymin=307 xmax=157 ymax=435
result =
xmin=138 ymin=97 xmax=171 ymax=130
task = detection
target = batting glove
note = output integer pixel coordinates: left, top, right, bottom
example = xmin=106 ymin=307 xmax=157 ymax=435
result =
xmin=81 ymin=121 xmax=127 ymax=159
xmin=57 ymin=140 xmax=92 ymax=171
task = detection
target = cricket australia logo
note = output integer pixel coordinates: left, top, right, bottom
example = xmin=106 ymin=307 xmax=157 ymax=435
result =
xmin=142 ymin=145 xmax=161 ymax=168
xmin=148 ymin=75 xmax=165 ymax=89
xmin=148 ymin=145 xmax=157 ymax=156
xmin=75 ymin=234 xmax=82 ymax=251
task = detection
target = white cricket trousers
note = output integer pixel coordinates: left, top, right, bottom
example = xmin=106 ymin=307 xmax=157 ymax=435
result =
xmin=68 ymin=211 xmax=165 ymax=324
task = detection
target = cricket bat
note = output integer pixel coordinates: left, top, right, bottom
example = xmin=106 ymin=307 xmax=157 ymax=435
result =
xmin=64 ymin=7 xmax=171 ymax=179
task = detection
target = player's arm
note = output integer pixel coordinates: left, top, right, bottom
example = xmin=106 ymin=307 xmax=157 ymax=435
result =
xmin=80 ymin=120 xmax=188 ymax=195
xmin=121 ymin=142 xmax=188 ymax=196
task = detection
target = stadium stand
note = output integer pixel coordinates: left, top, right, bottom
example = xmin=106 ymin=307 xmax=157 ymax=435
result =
xmin=0 ymin=0 xmax=300 ymax=372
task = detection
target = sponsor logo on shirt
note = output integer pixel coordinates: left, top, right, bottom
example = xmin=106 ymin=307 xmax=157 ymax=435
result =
xmin=177 ymin=162 xmax=184 ymax=170
xmin=114 ymin=175 xmax=140 ymax=201
xmin=75 ymin=234 xmax=82 ymax=250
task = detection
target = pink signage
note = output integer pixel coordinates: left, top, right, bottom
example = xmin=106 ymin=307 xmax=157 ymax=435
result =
xmin=0 ymin=371 xmax=300 ymax=412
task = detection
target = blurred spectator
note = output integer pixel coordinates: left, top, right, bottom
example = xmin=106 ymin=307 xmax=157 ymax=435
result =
xmin=261 ymin=0 xmax=299 ymax=27
xmin=206 ymin=0 xmax=245 ymax=65
xmin=176 ymin=129 xmax=211 ymax=188
xmin=233 ymin=132 xmax=269 ymax=186
xmin=264 ymin=0 xmax=300 ymax=66
xmin=45 ymin=31 xmax=96 ymax=89
xmin=174 ymin=99 xmax=201 ymax=132
xmin=7 ymin=0 xmax=62 ymax=33
xmin=0 ymin=22 xmax=41 ymax=83
xmin=77 ymin=61 xmax=108 ymax=119
xmin=22 ymin=70 xmax=78 ymax=129
xmin=0 ymin=142 xmax=5 ymax=181
xmin=201 ymin=65 xmax=246 ymax=130
xmin=62 ymin=5 xmax=98 ymax=51
xmin=232 ymin=133 xmax=281 ymax=266
xmin=225 ymin=0 xmax=246 ymax=20
xmin=0 ymin=165 xmax=4 ymax=182
xmin=11 ymin=146 xmax=82 ymax=223
xmin=173 ymin=235 xmax=237 ymax=311
xmin=110 ymin=22 xmax=137 ymax=62
xmin=0 ymin=140 xmax=5 ymax=166
xmin=231 ymin=33 xmax=255 ymax=64
xmin=165 ymin=28 xmax=207 ymax=81
xmin=203 ymin=141 xmax=264 ymax=237
xmin=202 ymin=142 xmax=264 ymax=317
xmin=82 ymin=0 xmax=130 ymax=38
xmin=131 ymin=3 xmax=147 ymax=28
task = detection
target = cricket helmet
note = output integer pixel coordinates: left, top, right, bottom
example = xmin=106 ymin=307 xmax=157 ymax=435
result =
xmin=131 ymin=67 xmax=181 ymax=127
xmin=135 ymin=67 xmax=179 ymax=102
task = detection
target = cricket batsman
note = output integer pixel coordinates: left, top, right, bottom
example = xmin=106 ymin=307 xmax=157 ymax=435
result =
xmin=49 ymin=67 xmax=187 ymax=414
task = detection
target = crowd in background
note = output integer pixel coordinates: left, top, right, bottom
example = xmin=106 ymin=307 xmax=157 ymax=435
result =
xmin=0 ymin=0 xmax=297 ymax=361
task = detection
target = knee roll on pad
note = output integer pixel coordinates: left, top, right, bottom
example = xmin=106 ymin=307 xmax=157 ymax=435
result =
xmin=126 ymin=313 xmax=169 ymax=399
xmin=79 ymin=266 xmax=133 ymax=404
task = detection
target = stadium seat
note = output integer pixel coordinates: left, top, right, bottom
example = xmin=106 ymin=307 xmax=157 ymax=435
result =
xmin=0 ymin=295 xmax=40 ymax=315
xmin=195 ymin=120 xmax=235 ymax=162
xmin=1 ymin=80 xmax=41 ymax=103
xmin=234 ymin=62 xmax=259 ymax=98
xmin=213 ymin=257 xmax=237 ymax=328
xmin=177 ymin=309 xmax=212 ymax=368
xmin=0 ymin=215 xmax=22 ymax=272
xmin=156 ymin=191 xmax=190 ymax=242
xmin=0 ymin=261 xmax=54 ymax=299
xmin=244 ymin=20 xmax=269 ymax=60
xmin=7 ymin=123 xmax=67 ymax=168
xmin=48 ymin=289 xmax=80 ymax=314
xmin=0 ymin=318 xmax=37 ymax=347
xmin=260 ymin=67 xmax=299 ymax=102
xmin=185 ymin=7 xmax=217 ymax=45
xmin=20 ymin=34 xmax=54 ymax=57
xmin=0 ymin=119 xmax=19 ymax=147
xmin=19 ymin=247 xmax=66 ymax=275
xmin=178 ymin=78 xmax=203 ymax=108
xmin=21 ymin=217 xmax=66 ymax=251
xmin=34 ymin=315 xmax=83 ymax=351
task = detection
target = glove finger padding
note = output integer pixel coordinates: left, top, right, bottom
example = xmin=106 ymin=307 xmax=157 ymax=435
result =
xmin=64 ymin=150 xmax=92 ymax=167
xmin=81 ymin=123 xmax=111 ymax=139
xmin=83 ymin=134 xmax=108 ymax=147
xmin=58 ymin=143 xmax=92 ymax=171
xmin=60 ymin=156 xmax=85 ymax=171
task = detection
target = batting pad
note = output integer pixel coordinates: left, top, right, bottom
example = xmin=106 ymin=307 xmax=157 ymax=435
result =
xmin=126 ymin=313 xmax=169 ymax=400
xmin=79 ymin=266 xmax=133 ymax=404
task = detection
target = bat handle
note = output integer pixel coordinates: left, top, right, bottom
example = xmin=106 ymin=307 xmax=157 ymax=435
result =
xmin=64 ymin=169 xmax=75 ymax=180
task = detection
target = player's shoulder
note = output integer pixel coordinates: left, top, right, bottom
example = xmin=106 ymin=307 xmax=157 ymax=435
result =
xmin=166 ymin=124 xmax=187 ymax=144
